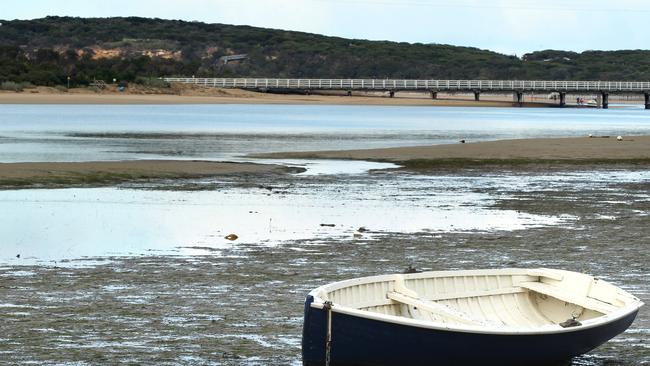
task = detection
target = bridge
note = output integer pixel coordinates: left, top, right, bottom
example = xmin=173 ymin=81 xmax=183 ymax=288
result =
xmin=163 ymin=78 xmax=650 ymax=109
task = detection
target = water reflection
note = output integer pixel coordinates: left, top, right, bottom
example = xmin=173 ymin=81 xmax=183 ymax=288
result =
xmin=0 ymin=172 xmax=567 ymax=265
xmin=4 ymin=167 xmax=649 ymax=265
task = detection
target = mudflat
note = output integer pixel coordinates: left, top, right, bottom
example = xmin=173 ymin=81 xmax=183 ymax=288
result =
xmin=0 ymin=160 xmax=299 ymax=188
xmin=254 ymin=136 xmax=650 ymax=166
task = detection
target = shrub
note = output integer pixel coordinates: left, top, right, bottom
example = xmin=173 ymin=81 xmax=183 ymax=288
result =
xmin=135 ymin=76 xmax=171 ymax=88
xmin=0 ymin=81 xmax=23 ymax=92
xmin=54 ymin=85 xmax=68 ymax=92
xmin=19 ymin=81 xmax=35 ymax=89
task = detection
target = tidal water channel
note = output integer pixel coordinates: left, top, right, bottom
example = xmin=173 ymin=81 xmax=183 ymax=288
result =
xmin=0 ymin=104 xmax=648 ymax=364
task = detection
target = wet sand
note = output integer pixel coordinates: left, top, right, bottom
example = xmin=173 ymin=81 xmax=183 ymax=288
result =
xmin=255 ymin=135 xmax=650 ymax=167
xmin=0 ymin=160 xmax=301 ymax=188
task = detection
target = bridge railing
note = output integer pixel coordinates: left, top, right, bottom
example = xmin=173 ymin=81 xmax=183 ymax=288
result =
xmin=163 ymin=78 xmax=650 ymax=92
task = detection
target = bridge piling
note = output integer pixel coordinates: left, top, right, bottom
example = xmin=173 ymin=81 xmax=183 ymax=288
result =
xmin=430 ymin=91 xmax=438 ymax=100
xmin=601 ymin=93 xmax=609 ymax=109
xmin=559 ymin=92 xmax=566 ymax=107
xmin=389 ymin=91 xmax=395 ymax=98
xmin=514 ymin=92 xmax=523 ymax=106
xmin=474 ymin=91 xmax=480 ymax=102
xmin=645 ymin=93 xmax=650 ymax=109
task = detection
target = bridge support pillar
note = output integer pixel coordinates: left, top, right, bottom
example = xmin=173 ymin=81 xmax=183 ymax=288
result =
xmin=601 ymin=93 xmax=609 ymax=109
xmin=559 ymin=92 xmax=566 ymax=107
xmin=430 ymin=90 xmax=438 ymax=99
xmin=389 ymin=90 xmax=395 ymax=98
xmin=347 ymin=90 xmax=352 ymax=97
xmin=514 ymin=92 xmax=523 ymax=106
xmin=645 ymin=93 xmax=650 ymax=109
xmin=474 ymin=91 xmax=480 ymax=102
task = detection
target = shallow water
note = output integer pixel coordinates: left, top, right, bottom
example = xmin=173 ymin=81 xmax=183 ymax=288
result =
xmin=2 ymin=104 xmax=650 ymax=162
xmin=1 ymin=170 xmax=577 ymax=265
xmin=1 ymin=104 xmax=649 ymax=365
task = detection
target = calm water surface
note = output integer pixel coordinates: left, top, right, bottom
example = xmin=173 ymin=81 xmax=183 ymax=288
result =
xmin=0 ymin=104 xmax=648 ymax=365
xmin=1 ymin=104 xmax=650 ymax=162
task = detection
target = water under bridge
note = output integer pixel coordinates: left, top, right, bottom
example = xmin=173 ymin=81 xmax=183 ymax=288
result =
xmin=163 ymin=78 xmax=650 ymax=109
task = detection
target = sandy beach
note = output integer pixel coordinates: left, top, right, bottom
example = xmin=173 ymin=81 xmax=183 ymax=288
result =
xmin=0 ymin=85 xmax=553 ymax=107
xmin=0 ymin=160 xmax=300 ymax=188
xmin=254 ymin=135 xmax=650 ymax=166
xmin=0 ymin=90 xmax=518 ymax=106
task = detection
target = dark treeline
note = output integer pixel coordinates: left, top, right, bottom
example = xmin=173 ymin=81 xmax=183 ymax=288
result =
xmin=1 ymin=16 xmax=650 ymax=86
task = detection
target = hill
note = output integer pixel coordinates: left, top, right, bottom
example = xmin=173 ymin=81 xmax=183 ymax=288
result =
xmin=0 ymin=16 xmax=649 ymax=87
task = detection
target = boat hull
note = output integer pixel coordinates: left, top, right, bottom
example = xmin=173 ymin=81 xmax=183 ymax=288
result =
xmin=302 ymin=295 xmax=639 ymax=366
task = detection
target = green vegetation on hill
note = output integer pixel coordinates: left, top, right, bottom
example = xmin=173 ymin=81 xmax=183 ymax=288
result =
xmin=1 ymin=16 xmax=649 ymax=86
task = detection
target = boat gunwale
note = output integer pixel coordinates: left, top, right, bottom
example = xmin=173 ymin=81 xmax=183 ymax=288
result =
xmin=308 ymin=268 xmax=644 ymax=336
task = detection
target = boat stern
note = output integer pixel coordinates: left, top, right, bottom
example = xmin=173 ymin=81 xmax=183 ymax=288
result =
xmin=302 ymin=294 xmax=327 ymax=366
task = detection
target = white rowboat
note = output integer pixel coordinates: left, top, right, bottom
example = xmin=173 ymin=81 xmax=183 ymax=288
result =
xmin=302 ymin=268 xmax=643 ymax=366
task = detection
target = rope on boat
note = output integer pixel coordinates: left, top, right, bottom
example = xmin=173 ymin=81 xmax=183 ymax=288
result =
xmin=324 ymin=300 xmax=333 ymax=366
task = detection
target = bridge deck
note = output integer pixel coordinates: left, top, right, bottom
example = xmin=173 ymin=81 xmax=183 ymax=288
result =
xmin=163 ymin=78 xmax=650 ymax=93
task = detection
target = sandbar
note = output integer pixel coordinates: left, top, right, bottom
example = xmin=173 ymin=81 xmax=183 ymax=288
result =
xmin=254 ymin=136 xmax=650 ymax=167
xmin=0 ymin=160 xmax=300 ymax=188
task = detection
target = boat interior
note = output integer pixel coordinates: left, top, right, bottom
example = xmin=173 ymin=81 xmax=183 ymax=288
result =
xmin=315 ymin=269 xmax=641 ymax=330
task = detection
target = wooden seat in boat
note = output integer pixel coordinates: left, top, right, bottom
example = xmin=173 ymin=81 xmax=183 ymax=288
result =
xmin=517 ymin=281 xmax=617 ymax=314
xmin=387 ymin=275 xmax=498 ymax=326
xmin=386 ymin=291 xmax=489 ymax=326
